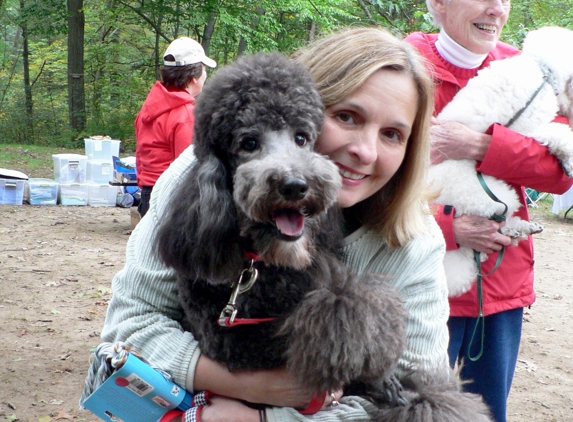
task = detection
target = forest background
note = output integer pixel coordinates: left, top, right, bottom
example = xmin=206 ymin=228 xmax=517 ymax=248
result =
xmin=1 ymin=0 xmax=573 ymax=150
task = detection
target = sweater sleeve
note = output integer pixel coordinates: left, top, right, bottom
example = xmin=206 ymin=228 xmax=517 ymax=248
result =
xmin=101 ymin=147 xmax=201 ymax=388
xmin=343 ymin=216 xmax=451 ymax=379
xmin=268 ymin=396 xmax=377 ymax=421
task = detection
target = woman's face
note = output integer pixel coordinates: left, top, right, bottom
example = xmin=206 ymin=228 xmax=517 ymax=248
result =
xmin=316 ymin=68 xmax=418 ymax=209
xmin=437 ymin=0 xmax=510 ymax=55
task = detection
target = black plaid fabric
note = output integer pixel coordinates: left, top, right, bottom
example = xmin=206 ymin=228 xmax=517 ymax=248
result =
xmin=192 ymin=391 xmax=210 ymax=407
xmin=184 ymin=406 xmax=202 ymax=422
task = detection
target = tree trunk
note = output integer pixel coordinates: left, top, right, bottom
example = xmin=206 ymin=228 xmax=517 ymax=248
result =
xmin=20 ymin=0 xmax=33 ymax=141
xmin=238 ymin=7 xmax=265 ymax=56
xmin=202 ymin=11 xmax=216 ymax=56
xmin=67 ymin=0 xmax=86 ymax=134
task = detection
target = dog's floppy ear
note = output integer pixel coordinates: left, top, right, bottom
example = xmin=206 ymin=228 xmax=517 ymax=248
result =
xmin=155 ymin=154 xmax=244 ymax=281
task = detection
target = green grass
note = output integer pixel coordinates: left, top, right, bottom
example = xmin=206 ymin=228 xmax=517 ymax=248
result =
xmin=0 ymin=144 xmax=84 ymax=178
xmin=0 ymin=143 xmax=134 ymax=179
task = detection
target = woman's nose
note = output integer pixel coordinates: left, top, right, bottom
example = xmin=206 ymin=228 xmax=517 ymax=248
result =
xmin=347 ymin=128 xmax=378 ymax=165
xmin=487 ymin=0 xmax=508 ymax=15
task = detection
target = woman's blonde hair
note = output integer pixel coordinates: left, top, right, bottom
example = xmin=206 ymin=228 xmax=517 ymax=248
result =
xmin=294 ymin=27 xmax=434 ymax=247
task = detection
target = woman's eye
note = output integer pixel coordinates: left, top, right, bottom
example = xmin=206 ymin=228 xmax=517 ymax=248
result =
xmin=382 ymin=130 xmax=403 ymax=143
xmin=336 ymin=112 xmax=354 ymax=124
xmin=241 ymin=137 xmax=259 ymax=151
xmin=294 ymin=134 xmax=308 ymax=147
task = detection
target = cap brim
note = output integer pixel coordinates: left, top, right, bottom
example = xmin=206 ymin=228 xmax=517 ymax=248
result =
xmin=202 ymin=57 xmax=217 ymax=68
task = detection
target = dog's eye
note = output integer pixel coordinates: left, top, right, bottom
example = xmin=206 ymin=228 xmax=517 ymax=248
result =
xmin=294 ymin=134 xmax=308 ymax=147
xmin=241 ymin=137 xmax=259 ymax=152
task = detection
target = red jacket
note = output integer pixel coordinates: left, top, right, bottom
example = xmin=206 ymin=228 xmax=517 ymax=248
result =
xmin=135 ymin=81 xmax=195 ymax=187
xmin=405 ymin=32 xmax=573 ymax=317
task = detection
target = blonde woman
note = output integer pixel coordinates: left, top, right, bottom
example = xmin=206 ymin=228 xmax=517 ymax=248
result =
xmin=100 ymin=27 xmax=449 ymax=421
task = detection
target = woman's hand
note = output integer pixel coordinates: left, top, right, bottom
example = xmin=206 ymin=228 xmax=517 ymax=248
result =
xmin=200 ymin=395 xmax=260 ymax=422
xmin=453 ymin=214 xmax=512 ymax=254
xmin=176 ymin=391 xmax=344 ymax=422
xmin=430 ymin=118 xmax=491 ymax=164
xmin=194 ymin=356 xmax=314 ymax=408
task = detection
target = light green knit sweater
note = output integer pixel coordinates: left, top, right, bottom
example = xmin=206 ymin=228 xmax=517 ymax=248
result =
xmin=101 ymin=146 xmax=450 ymax=421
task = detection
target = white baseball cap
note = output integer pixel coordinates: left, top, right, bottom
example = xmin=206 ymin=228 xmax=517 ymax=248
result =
xmin=163 ymin=37 xmax=217 ymax=68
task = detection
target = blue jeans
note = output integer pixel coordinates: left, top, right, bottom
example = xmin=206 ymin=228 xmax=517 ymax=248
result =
xmin=448 ymin=307 xmax=523 ymax=422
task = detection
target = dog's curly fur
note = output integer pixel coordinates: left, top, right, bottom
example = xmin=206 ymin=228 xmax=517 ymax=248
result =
xmin=155 ymin=52 xmax=491 ymax=421
xmin=429 ymin=26 xmax=573 ymax=297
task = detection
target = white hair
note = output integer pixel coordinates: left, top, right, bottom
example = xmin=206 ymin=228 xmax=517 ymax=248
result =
xmin=426 ymin=0 xmax=448 ymax=27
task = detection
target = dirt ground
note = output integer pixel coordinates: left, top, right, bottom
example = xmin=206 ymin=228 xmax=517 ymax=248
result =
xmin=0 ymin=203 xmax=572 ymax=422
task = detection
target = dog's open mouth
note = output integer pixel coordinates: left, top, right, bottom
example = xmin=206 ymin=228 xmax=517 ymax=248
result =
xmin=272 ymin=208 xmax=304 ymax=239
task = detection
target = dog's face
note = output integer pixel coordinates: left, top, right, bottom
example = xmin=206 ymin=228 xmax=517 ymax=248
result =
xmin=195 ymin=52 xmax=341 ymax=269
xmin=232 ymin=125 xmax=341 ymax=269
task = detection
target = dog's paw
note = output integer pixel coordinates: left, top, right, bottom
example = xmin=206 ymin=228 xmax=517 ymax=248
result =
xmin=499 ymin=226 xmax=520 ymax=238
xmin=281 ymin=272 xmax=407 ymax=392
xmin=528 ymin=222 xmax=544 ymax=234
xmin=500 ymin=221 xmax=543 ymax=239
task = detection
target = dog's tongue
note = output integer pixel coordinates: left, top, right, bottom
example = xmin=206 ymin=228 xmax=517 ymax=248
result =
xmin=273 ymin=209 xmax=304 ymax=237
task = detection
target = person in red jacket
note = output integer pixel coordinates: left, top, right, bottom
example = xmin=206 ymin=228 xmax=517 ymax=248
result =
xmin=406 ymin=1 xmax=573 ymax=421
xmin=135 ymin=37 xmax=216 ymax=217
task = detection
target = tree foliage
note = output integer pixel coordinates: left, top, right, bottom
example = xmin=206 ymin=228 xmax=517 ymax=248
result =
xmin=0 ymin=0 xmax=571 ymax=147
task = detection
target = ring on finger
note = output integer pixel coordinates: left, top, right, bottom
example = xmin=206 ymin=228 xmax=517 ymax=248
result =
xmin=329 ymin=393 xmax=339 ymax=408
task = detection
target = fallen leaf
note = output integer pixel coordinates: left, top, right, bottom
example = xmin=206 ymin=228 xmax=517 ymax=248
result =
xmin=38 ymin=416 xmax=52 ymax=422
xmin=53 ymin=409 xmax=75 ymax=420
xmin=97 ymin=285 xmax=112 ymax=295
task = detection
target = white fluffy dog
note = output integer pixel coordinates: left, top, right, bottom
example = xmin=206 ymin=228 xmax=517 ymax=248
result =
xmin=429 ymin=26 xmax=573 ymax=297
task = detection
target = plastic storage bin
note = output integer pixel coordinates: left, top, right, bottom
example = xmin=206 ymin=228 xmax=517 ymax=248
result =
xmin=88 ymin=184 xmax=118 ymax=207
xmin=59 ymin=183 xmax=89 ymax=206
xmin=53 ymin=154 xmax=87 ymax=183
xmin=24 ymin=178 xmax=58 ymax=205
xmin=0 ymin=178 xmax=25 ymax=205
xmin=85 ymin=138 xmax=121 ymax=161
xmin=87 ymin=160 xmax=114 ymax=184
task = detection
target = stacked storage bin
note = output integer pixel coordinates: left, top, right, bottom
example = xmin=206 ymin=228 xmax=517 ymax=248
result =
xmin=53 ymin=153 xmax=89 ymax=205
xmin=84 ymin=137 xmax=121 ymax=206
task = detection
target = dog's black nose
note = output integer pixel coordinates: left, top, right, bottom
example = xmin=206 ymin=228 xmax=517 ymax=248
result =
xmin=280 ymin=177 xmax=308 ymax=200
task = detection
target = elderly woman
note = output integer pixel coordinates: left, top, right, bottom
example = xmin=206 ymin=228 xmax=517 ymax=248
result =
xmin=405 ymin=1 xmax=573 ymax=421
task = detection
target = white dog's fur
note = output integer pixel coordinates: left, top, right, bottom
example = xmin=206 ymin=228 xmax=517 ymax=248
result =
xmin=429 ymin=26 xmax=573 ymax=297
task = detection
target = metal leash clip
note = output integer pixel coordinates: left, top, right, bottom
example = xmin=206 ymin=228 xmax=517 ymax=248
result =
xmin=218 ymin=260 xmax=259 ymax=326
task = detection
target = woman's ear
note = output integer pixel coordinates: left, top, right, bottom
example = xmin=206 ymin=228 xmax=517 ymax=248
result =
xmin=432 ymin=0 xmax=448 ymax=14
xmin=155 ymin=155 xmax=244 ymax=281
